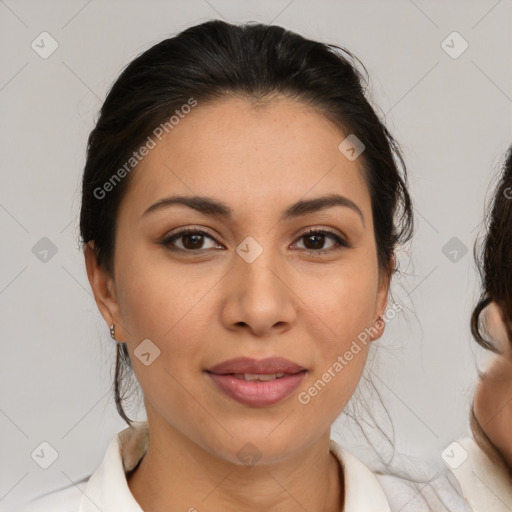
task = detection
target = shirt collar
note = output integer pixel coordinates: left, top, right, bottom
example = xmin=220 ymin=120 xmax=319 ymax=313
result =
xmin=79 ymin=421 xmax=147 ymax=512
xmin=329 ymin=439 xmax=391 ymax=511
xmin=79 ymin=421 xmax=390 ymax=511
xmin=449 ymin=437 xmax=512 ymax=511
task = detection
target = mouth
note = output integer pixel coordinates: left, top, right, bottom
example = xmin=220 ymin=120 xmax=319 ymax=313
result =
xmin=207 ymin=356 xmax=306 ymax=375
xmin=205 ymin=357 xmax=307 ymax=407
xmin=231 ymin=372 xmax=290 ymax=381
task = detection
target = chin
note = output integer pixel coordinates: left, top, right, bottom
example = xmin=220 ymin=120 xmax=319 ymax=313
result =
xmin=207 ymin=429 xmax=315 ymax=467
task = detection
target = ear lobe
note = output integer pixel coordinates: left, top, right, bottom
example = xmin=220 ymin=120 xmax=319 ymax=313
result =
xmin=370 ymin=314 xmax=386 ymax=342
xmin=84 ymin=242 xmax=121 ymax=334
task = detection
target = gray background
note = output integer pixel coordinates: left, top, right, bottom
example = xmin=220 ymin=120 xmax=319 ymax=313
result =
xmin=1 ymin=0 xmax=511 ymax=509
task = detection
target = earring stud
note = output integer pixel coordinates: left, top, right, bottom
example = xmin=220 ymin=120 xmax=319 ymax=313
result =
xmin=110 ymin=324 xmax=116 ymax=341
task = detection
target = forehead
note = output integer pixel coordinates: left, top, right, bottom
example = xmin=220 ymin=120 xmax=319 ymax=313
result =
xmin=120 ymin=96 xmax=371 ymax=221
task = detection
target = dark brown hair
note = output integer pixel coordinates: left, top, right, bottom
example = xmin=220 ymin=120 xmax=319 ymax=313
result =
xmin=471 ymin=146 xmax=512 ymax=351
xmin=470 ymin=145 xmax=512 ymax=474
xmin=79 ymin=20 xmax=414 ymax=425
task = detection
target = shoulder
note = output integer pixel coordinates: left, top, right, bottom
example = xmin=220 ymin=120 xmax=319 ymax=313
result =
xmin=447 ymin=437 xmax=512 ymax=512
xmin=15 ymin=479 xmax=88 ymax=512
xmin=377 ymin=471 xmax=472 ymax=512
xmin=329 ymin=439 xmax=392 ymax=511
xmin=329 ymin=439 xmax=472 ymax=512
xmin=17 ymin=422 xmax=149 ymax=512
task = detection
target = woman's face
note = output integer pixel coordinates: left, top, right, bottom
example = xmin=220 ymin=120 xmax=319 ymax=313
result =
xmin=474 ymin=302 xmax=512 ymax=466
xmin=88 ymin=96 xmax=389 ymax=465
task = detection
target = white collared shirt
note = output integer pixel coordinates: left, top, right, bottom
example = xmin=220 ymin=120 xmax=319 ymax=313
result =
xmin=18 ymin=421 xmax=391 ymax=512
xmin=447 ymin=437 xmax=512 ymax=512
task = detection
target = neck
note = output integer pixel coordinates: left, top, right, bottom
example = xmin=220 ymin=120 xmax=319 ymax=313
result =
xmin=127 ymin=419 xmax=344 ymax=512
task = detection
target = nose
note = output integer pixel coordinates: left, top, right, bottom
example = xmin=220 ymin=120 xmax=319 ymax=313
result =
xmin=220 ymin=246 xmax=298 ymax=338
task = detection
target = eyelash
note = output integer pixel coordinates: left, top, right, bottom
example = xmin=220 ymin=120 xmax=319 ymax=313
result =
xmin=160 ymin=227 xmax=349 ymax=255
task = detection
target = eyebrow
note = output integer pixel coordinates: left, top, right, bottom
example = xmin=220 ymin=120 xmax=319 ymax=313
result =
xmin=142 ymin=193 xmax=365 ymax=225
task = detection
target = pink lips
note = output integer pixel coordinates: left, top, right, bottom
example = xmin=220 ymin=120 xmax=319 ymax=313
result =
xmin=206 ymin=357 xmax=307 ymax=407
xmin=208 ymin=357 xmax=305 ymax=375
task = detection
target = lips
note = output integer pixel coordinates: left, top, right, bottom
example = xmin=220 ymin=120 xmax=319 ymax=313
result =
xmin=206 ymin=357 xmax=307 ymax=407
xmin=208 ymin=357 xmax=306 ymax=375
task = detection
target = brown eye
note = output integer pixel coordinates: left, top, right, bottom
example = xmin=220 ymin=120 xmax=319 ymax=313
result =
xmin=294 ymin=229 xmax=349 ymax=254
xmin=162 ymin=229 xmax=222 ymax=252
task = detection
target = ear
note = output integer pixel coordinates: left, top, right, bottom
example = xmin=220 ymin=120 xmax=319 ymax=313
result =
xmin=483 ymin=301 xmax=510 ymax=355
xmin=84 ymin=242 xmax=125 ymax=342
xmin=371 ymin=255 xmax=394 ymax=342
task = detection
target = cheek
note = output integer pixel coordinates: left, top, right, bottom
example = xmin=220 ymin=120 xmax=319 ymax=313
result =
xmin=115 ymin=246 xmax=211 ymax=339
xmin=294 ymin=265 xmax=379 ymax=418
xmin=306 ymin=258 xmax=380 ymax=344
xmin=474 ymin=363 xmax=512 ymax=460
xmin=485 ymin=399 xmax=512 ymax=467
xmin=113 ymin=250 xmax=228 ymax=387
xmin=496 ymin=402 xmax=512 ymax=459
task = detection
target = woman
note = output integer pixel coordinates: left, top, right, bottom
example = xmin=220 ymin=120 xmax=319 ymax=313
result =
xmin=447 ymin=146 xmax=512 ymax=511
xmin=19 ymin=19 xmax=467 ymax=512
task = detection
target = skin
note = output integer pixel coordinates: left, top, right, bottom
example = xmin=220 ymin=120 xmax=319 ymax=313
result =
xmin=474 ymin=301 xmax=512 ymax=468
xmin=85 ymin=96 xmax=390 ymax=512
